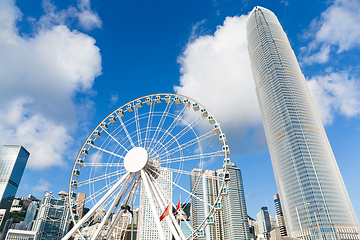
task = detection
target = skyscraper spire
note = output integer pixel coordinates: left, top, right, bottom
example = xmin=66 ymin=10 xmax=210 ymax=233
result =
xmin=246 ymin=6 xmax=359 ymax=240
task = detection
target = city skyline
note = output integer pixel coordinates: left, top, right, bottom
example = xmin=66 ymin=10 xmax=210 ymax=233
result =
xmin=247 ymin=6 xmax=359 ymax=239
xmin=0 ymin=0 xmax=359 ymax=222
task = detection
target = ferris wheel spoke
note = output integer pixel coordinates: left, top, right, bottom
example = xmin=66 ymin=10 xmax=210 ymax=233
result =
xmin=102 ymin=129 xmax=129 ymax=153
xmin=156 ymin=129 xmax=217 ymax=159
xmin=159 ymin=151 xmax=223 ymax=165
xmin=134 ymin=106 xmax=142 ymax=147
xmin=83 ymin=178 xmax=120 ymax=205
xmin=82 ymin=162 xmax=124 ymax=167
xmin=78 ymin=169 xmax=126 ymax=187
xmin=147 ymin=101 xmax=173 ymax=152
xmin=144 ymin=101 xmax=155 ymax=149
xmin=165 ymin=167 xmax=220 ymax=181
xmin=155 ymin=115 xmax=205 ymax=155
xmin=119 ymin=117 xmax=136 ymax=148
xmin=88 ymin=144 xmax=125 ymax=159
xmin=151 ymin=105 xmax=190 ymax=155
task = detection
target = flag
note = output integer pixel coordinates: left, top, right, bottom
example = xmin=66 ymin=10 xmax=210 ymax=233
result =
xmin=175 ymin=198 xmax=181 ymax=215
xmin=160 ymin=205 xmax=169 ymax=221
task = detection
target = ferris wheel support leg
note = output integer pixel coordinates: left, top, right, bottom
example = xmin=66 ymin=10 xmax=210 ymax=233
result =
xmin=148 ymin=173 xmax=187 ymax=240
xmin=140 ymin=170 xmax=167 ymax=240
xmin=105 ymin=177 xmax=141 ymax=240
xmin=91 ymin=173 xmax=134 ymax=240
xmin=62 ymin=172 xmax=130 ymax=240
xmin=144 ymin=171 xmax=182 ymax=240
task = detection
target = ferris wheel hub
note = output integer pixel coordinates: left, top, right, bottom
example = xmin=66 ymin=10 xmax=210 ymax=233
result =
xmin=124 ymin=147 xmax=148 ymax=172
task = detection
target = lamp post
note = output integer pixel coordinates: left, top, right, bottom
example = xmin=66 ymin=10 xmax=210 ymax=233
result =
xmin=121 ymin=203 xmax=134 ymax=240
xmin=314 ymin=207 xmax=324 ymax=240
xmin=295 ymin=203 xmax=310 ymax=240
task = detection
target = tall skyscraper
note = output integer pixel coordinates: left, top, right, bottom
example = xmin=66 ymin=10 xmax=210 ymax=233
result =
xmin=246 ymin=6 xmax=359 ymax=240
xmin=23 ymin=201 xmax=38 ymax=230
xmin=191 ymin=164 xmax=249 ymax=240
xmin=137 ymin=169 xmax=172 ymax=240
xmin=218 ymin=164 xmax=250 ymax=240
xmin=0 ymin=145 xmax=29 ymax=231
xmin=190 ymin=169 xmax=218 ymax=240
xmin=257 ymin=207 xmax=272 ymax=240
xmin=274 ymin=194 xmax=287 ymax=237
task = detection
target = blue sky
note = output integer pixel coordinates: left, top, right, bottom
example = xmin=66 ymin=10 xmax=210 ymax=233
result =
xmin=1 ymin=0 xmax=360 ymax=220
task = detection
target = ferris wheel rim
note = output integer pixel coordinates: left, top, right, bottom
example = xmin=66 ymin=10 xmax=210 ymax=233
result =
xmin=67 ymin=93 xmax=231 ymax=240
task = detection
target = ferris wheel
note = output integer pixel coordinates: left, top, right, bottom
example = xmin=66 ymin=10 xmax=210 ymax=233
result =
xmin=63 ymin=94 xmax=233 ymax=240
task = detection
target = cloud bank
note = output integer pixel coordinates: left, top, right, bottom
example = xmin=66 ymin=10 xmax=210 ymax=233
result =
xmin=0 ymin=0 xmax=102 ymax=169
xmin=176 ymin=10 xmax=360 ymax=152
xmin=175 ymin=15 xmax=265 ymax=152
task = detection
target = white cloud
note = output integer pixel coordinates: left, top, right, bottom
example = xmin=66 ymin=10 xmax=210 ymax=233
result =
xmin=109 ymin=93 xmax=118 ymax=107
xmin=38 ymin=0 xmax=102 ymax=31
xmin=302 ymin=0 xmax=360 ymax=64
xmin=175 ymin=15 xmax=265 ymax=152
xmin=175 ymin=13 xmax=360 ymax=152
xmin=307 ymin=72 xmax=360 ymax=125
xmin=32 ymin=178 xmax=52 ymax=195
xmin=77 ymin=0 xmax=102 ymax=30
xmin=0 ymin=0 xmax=102 ymax=169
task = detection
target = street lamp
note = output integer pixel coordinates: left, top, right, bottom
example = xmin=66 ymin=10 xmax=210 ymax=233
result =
xmin=314 ymin=207 xmax=324 ymax=240
xmin=121 ymin=203 xmax=134 ymax=240
xmin=295 ymin=203 xmax=310 ymax=240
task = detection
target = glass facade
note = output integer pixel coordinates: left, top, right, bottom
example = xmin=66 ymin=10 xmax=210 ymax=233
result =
xmin=191 ymin=165 xmax=249 ymax=240
xmin=0 ymin=145 xmax=29 ymax=231
xmin=246 ymin=6 xmax=360 ymax=240
xmin=24 ymin=202 xmax=38 ymax=230
xmin=32 ymin=192 xmax=70 ymax=240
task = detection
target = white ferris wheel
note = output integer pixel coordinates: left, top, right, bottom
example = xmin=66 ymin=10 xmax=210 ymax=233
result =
xmin=63 ymin=94 xmax=232 ymax=240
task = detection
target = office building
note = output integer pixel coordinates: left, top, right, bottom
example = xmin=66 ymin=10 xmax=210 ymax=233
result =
xmin=257 ymin=207 xmax=271 ymax=240
xmin=24 ymin=202 xmax=38 ymax=230
xmin=32 ymin=191 xmax=70 ymax=240
xmin=274 ymin=194 xmax=287 ymax=237
xmin=191 ymin=165 xmax=249 ymax=240
xmin=246 ymin=6 xmax=360 ymax=240
xmin=137 ymin=169 xmax=172 ymax=240
xmin=220 ymin=164 xmax=250 ymax=240
xmin=190 ymin=169 xmax=218 ymax=240
xmin=0 ymin=145 xmax=30 ymax=231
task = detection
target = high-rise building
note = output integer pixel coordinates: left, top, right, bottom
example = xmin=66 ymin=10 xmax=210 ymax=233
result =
xmin=32 ymin=191 xmax=70 ymax=240
xmin=190 ymin=169 xmax=218 ymax=240
xmin=191 ymin=164 xmax=249 ymax=240
xmin=218 ymin=164 xmax=250 ymax=240
xmin=137 ymin=169 xmax=172 ymax=240
xmin=0 ymin=145 xmax=30 ymax=231
xmin=246 ymin=6 xmax=360 ymax=240
xmin=24 ymin=202 xmax=38 ymax=230
xmin=274 ymin=194 xmax=287 ymax=237
xmin=257 ymin=207 xmax=272 ymax=240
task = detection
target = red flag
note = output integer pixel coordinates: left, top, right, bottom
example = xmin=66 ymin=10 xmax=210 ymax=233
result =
xmin=175 ymin=198 xmax=181 ymax=215
xmin=160 ymin=205 xmax=169 ymax=221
